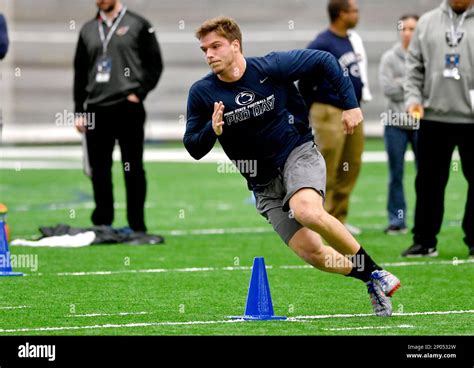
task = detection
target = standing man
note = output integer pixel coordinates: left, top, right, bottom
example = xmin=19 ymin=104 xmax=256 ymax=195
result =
xmin=403 ymin=0 xmax=474 ymax=258
xmin=74 ymin=0 xmax=163 ymax=233
xmin=299 ymin=0 xmax=372 ymax=236
xmin=378 ymin=15 xmax=419 ymax=235
xmin=0 ymin=14 xmax=8 ymax=60
xmin=185 ymin=16 xmax=400 ymax=316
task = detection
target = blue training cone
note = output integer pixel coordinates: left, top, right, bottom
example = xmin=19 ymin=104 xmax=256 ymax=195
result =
xmin=230 ymin=257 xmax=286 ymax=321
xmin=0 ymin=221 xmax=23 ymax=276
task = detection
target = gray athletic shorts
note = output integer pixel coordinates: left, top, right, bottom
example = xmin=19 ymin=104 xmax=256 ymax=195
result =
xmin=254 ymin=141 xmax=326 ymax=245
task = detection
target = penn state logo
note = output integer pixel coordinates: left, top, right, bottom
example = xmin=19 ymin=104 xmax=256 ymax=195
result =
xmin=235 ymin=91 xmax=255 ymax=106
xmin=446 ymin=30 xmax=464 ymax=48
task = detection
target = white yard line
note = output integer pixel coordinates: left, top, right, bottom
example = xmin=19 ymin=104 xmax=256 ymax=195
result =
xmin=166 ymin=227 xmax=272 ymax=236
xmin=23 ymin=258 xmax=473 ymax=277
xmin=293 ymin=310 xmax=474 ymax=320
xmin=51 ymin=265 xmax=264 ymax=277
xmin=0 ymin=319 xmax=246 ymax=333
xmin=0 ymin=305 xmax=29 ymax=310
xmin=323 ymin=324 xmax=415 ymax=331
xmin=66 ymin=312 xmax=149 ymax=318
xmin=0 ymin=310 xmax=472 ymax=334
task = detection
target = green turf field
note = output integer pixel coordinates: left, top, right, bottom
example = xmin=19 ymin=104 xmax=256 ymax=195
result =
xmin=0 ymin=141 xmax=472 ymax=335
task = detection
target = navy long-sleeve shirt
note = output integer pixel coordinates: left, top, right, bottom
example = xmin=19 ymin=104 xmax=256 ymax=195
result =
xmin=184 ymin=49 xmax=359 ymax=189
xmin=299 ymin=30 xmax=363 ymax=109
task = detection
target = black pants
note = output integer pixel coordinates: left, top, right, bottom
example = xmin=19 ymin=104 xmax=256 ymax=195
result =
xmin=413 ymin=120 xmax=474 ymax=249
xmin=85 ymin=100 xmax=147 ymax=232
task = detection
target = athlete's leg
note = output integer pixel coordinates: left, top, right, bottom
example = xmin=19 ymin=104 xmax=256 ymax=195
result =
xmin=259 ymin=186 xmax=398 ymax=316
xmin=288 ymin=227 xmax=352 ymax=275
xmin=289 ymin=188 xmax=360 ymax=256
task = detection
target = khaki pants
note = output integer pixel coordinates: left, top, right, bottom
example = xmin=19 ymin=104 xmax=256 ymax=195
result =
xmin=309 ymin=102 xmax=364 ymax=223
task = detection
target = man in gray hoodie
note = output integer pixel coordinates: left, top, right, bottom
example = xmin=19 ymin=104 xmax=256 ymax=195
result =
xmin=403 ymin=0 xmax=474 ymax=258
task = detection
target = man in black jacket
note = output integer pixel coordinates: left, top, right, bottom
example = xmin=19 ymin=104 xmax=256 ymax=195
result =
xmin=73 ymin=0 xmax=163 ymax=232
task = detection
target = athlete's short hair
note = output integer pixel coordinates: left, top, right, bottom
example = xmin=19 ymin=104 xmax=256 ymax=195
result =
xmin=327 ymin=0 xmax=351 ymax=23
xmin=195 ymin=16 xmax=243 ymax=52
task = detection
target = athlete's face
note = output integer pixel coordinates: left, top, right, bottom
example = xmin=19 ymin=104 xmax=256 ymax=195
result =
xmin=399 ymin=17 xmax=417 ymax=48
xmin=340 ymin=0 xmax=360 ymax=29
xmin=200 ymin=32 xmax=241 ymax=75
xmin=96 ymin=0 xmax=117 ymax=12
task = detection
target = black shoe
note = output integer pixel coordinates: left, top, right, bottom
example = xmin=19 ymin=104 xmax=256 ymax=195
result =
xmin=401 ymin=244 xmax=438 ymax=258
xmin=384 ymin=225 xmax=408 ymax=235
xmin=469 ymin=247 xmax=474 ymax=259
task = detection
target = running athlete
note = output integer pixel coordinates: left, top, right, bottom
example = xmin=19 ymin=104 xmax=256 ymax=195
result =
xmin=184 ymin=16 xmax=401 ymax=316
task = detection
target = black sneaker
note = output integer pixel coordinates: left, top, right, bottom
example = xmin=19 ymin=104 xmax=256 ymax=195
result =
xmin=401 ymin=244 xmax=438 ymax=258
xmin=384 ymin=225 xmax=408 ymax=235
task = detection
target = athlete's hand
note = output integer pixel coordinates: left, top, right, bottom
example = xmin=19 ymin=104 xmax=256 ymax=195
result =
xmin=342 ymin=107 xmax=363 ymax=135
xmin=212 ymin=101 xmax=225 ymax=136
xmin=75 ymin=115 xmax=87 ymax=134
xmin=408 ymin=104 xmax=424 ymax=121
xmin=127 ymin=94 xmax=141 ymax=103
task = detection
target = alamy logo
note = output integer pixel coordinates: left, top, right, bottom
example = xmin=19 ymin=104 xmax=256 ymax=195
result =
xmin=18 ymin=343 xmax=56 ymax=362
xmin=235 ymin=91 xmax=255 ymax=106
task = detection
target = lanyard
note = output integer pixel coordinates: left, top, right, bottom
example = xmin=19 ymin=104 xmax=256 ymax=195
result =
xmin=98 ymin=6 xmax=127 ymax=55
xmin=448 ymin=7 xmax=468 ymax=49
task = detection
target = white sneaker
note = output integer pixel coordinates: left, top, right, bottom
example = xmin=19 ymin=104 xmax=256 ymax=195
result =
xmin=344 ymin=223 xmax=362 ymax=236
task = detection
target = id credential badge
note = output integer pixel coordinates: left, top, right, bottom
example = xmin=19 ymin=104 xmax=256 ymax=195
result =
xmin=443 ymin=53 xmax=461 ymax=80
xmin=96 ymin=55 xmax=112 ymax=83
xmin=95 ymin=6 xmax=127 ymax=83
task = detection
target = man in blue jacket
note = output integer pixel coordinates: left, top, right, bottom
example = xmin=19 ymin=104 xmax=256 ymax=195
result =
xmin=184 ymin=16 xmax=401 ymax=316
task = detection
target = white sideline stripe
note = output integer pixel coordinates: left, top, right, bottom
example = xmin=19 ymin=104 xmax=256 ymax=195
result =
xmin=51 ymin=265 xmax=268 ymax=277
xmin=0 ymin=310 xmax=471 ymax=334
xmin=23 ymin=258 xmax=473 ymax=278
xmin=0 ymin=319 xmax=247 ymax=333
xmin=66 ymin=312 xmax=149 ymax=318
xmin=0 ymin=305 xmax=29 ymax=310
xmin=293 ymin=310 xmax=474 ymax=320
xmin=323 ymin=324 xmax=415 ymax=331
xmin=383 ymin=259 xmax=474 ymax=267
xmin=166 ymin=227 xmax=272 ymax=236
